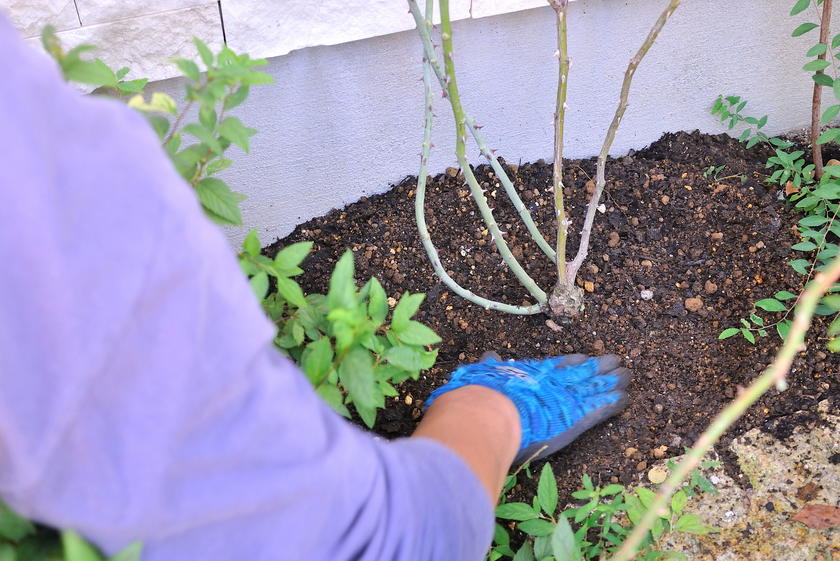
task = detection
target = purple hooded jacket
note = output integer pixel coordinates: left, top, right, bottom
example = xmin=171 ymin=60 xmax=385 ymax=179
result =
xmin=0 ymin=17 xmax=492 ymax=561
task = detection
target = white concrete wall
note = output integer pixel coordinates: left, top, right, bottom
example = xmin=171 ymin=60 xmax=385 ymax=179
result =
xmin=4 ymin=0 xmax=835 ymax=246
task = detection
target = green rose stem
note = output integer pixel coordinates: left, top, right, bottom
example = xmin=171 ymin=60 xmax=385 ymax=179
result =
xmin=811 ymin=0 xmax=832 ymax=179
xmin=438 ymin=0 xmax=548 ymax=305
xmin=610 ymin=252 xmax=840 ymax=561
xmin=407 ymin=0 xmax=557 ymax=264
xmin=414 ymin=0 xmax=542 ymax=314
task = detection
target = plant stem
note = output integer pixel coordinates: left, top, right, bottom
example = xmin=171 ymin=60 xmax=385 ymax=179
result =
xmin=163 ymin=99 xmax=194 ymax=147
xmin=812 ymin=0 xmax=832 ymax=180
xmin=407 ymin=0 xmax=557 ymax=263
xmin=608 ymin=252 xmax=840 ymax=561
xmin=549 ymin=0 xmax=570 ymax=283
xmin=439 ymin=0 xmax=548 ymax=304
xmin=567 ymin=0 xmax=679 ymax=281
xmin=414 ymin=0 xmax=541 ymax=315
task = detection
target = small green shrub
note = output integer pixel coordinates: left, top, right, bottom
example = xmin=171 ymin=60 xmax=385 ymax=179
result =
xmin=41 ymin=26 xmax=272 ymax=226
xmin=711 ymin=2 xmax=840 ymax=352
xmin=239 ymin=231 xmax=440 ymax=427
xmin=489 ymin=462 xmax=718 ymax=561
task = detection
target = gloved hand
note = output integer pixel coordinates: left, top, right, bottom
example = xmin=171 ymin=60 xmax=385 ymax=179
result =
xmin=426 ymin=353 xmax=631 ymax=465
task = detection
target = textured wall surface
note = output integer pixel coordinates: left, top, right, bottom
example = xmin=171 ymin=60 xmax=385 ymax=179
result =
xmin=160 ymin=0 xmax=831 ymax=246
xmin=2 ymin=0 xmax=835 ymax=247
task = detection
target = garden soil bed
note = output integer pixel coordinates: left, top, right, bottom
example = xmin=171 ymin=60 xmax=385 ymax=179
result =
xmin=266 ymin=130 xmax=839 ymax=505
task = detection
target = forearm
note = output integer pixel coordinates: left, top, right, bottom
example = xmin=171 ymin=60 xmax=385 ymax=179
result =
xmin=413 ymin=385 xmax=521 ymax=501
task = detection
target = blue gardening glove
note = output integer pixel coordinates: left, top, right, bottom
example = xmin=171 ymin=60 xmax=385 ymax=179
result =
xmin=427 ymin=353 xmax=631 ymax=465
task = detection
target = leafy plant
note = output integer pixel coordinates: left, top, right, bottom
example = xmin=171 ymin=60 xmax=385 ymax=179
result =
xmin=41 ymin=26 xmax=272 ymax=226
xmin=239 ymin=231 xmax=441 ymax=427
xmin=0 ymin=501 xmax=142 ymax=561
xmin=488 ymin=462 xmax=717 ymax=561
xmin=711 ymin=0 xmax=840 ymax=352
xmin=408 ymin=0 xmax=680 ymax=318
xmin=701 ymin=165 xmax=746 ymax=184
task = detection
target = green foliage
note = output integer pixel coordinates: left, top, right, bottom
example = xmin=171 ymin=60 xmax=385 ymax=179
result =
xmin=713 ymin=0 xmax=840 ymax=353
xmin=239 ymin=230 xmax=440 ymax=427
xmin=40 ymin=28 xmax=272 ymax=226
xmin=487 ymin=461 xmax=718 ymax=561
xmin=0 ymin=502 xmax=141 ymax=561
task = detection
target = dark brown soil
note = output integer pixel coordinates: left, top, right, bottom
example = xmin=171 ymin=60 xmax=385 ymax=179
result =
xmin=266 ymin=130 xmax=839 ymax=503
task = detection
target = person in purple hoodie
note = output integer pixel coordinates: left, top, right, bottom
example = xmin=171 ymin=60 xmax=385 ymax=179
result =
xmin=0 ymin=16 xmax=630 ymax=561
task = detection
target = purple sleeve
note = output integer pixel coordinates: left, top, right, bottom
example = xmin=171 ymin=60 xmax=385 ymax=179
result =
xmin=0 ymin=18 xmax=493 ymax=561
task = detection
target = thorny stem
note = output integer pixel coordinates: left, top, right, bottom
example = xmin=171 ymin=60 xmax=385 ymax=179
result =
xmin=608 ymin=252 xmax=840 ymax=561
xmin=567 ymin=0 xmax=680 ymax=282
xmin=811 ymin=0 xmax=832 ymax=180
xmin=414 ymin=1 xmax=541 ymax=315
xmin=549 ymin=0 xmax=570 ymax=283
xmin=407 ymin=0 xmax=557 ymax=263
xmin=439 ymin=0 xmax=548 ymax=304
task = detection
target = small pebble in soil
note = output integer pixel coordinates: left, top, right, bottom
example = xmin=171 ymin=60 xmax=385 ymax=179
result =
xmin=640 ymin=289 xmax=654 ymax=300
xmin=685 ymin=297 xmax=703 ymax=312
xmin=404 ymin=395 xmax=413 ymax=405
xmin=641 ymin=260 xmax=653 ymax=268
xmin=608 ymin=232 xmax=620 ymax=247
xmin=654 ymin=403 xmax=664 ymax=413
xmin=593 ymin=339 xmax=605 ymax=354
xmin=648 ymin=464 xmax=668 ymax=484
xmin=711 ymin=232 xmax=724 ymax=241
xmin=624 ymin=447 xmax=638 ymax=458
xmin=704 ymin=280 xmax=718 ymax=294
xmin=584 ymin=281 xmax=595 ymax=293
xmin=636 ymin=460 xmax=648 ymax=471
xmin=661 ymin=195 xmax=670 ymax=204
xmin=652 ymin=445 xmax=668 ymax=459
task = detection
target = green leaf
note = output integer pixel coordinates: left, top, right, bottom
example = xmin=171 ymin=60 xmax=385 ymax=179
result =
xmin=183 ymin=123 xmax=222 ymax=154
xmin=791 ymin=0 xmax=811 ymax=15
xmin=195 ymin=177 xmax=245 ymax=225
xmin=64 ymin=58 xmax=117 ymax=87
xmin=384 ymin=346 xmax=424 ymax=372
xmin=517 ymin=519 xmax=555 ymax=537
xmin=792 ymin=241 xmax=819 ymax=251
xmin=108 ymin=542 xmax=143 ymax=561
xmin=813 ymin=72 xmax=834 ymax=87
xmin=301 ymin=337 xmax=333 ymax=383
xmin=224 ymin=85 xmax=251 ymax=111
xmin=551 ymin=517 xmax=581 ymax=561
xmin=275 ymin=241 xmax=313 ymax=271
xmin=817 ymin=128 xmax=840 ymax=144
xmin=62 ymin=531 xmax=103 ymax=561
xmin=193 ymin=37 xmax=214 ymax=67
xmin=243 ymin=229 xmax=261 ymax=257
xmin=749 ymin=313 xmax=765 ymax=326
xmin=741 ymin=328 xmax=756 ymax=344
xmin=495 ymin=502 xmax=540 ymax=521
xmin=537 ymin=463 xmax=558 ymax=515
xmin=117 ymin=78 xmax=148 ymax=94
xmin=674 ymin=513 xmax=716 ymax=534
xmin=217 ymin=116 xmax=258 ymax=153
xmin=811 ymin=183 xmax=840 ymax=198
xmin=172 ymin=57 xmax=201 ymax=81
xmin=807 ymin=43 xmax=828 ymax=57
xmin=339 ymin=347 xmax=376 ymax=410
xmin=145 ymin=114 xmax=170 ymax=139
xmin=775 ymin=290 xmax=797 ymax=301
xmin=828 ymin=315 xmax=840 ymax=336
xmin=276 ymin=277 xmax=307 ymax=308
xmin=827 ymin=337 xmax=840 ymax=352
xmin=636 ymin=487 xmax=657 ymax=509
xmin=789 ymin=259 xmax=811 ymax=274
xmin=601 ymin=483 xmax=625 ymax=495
xmin=0 ymin=501 xmax=35 ymax=541
xmin=395 ymin=321 xmax=441 ymax=346
xmin=755 ymin=298 xmax=787 ymax=312
xmin=777 ymin=319 xmax=792 ymax=340
xmin=316 ymin=384 xmax=350 ymax=417
xmin=512 ymin=542 xmax=535 ymax=561
xmin=822 ymin=294 xmax=840 ymax=310
xmin=822 ymin=104 xmax=840 ymax=124
xmin=799 ymin=214 xmax=829 ymax=227
xmin=367 ymin=278 xmax=388 ymax=325
xmin=205 ymin=158 xmax=233 ymax=175
xmin=719 ymin=327 xmax=740 ymax=339
xmin=391 ymin=292 xmax=426 ymax=331
xmin=671 ymin=490 xmax=688 ymax=514
xmin=327 ymin=251 xmax=356 ymax=309
xmin=249 ymin=271 xmax=268 ymax=300
xmin=793 ymin=22 xmax=820 ymax=37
